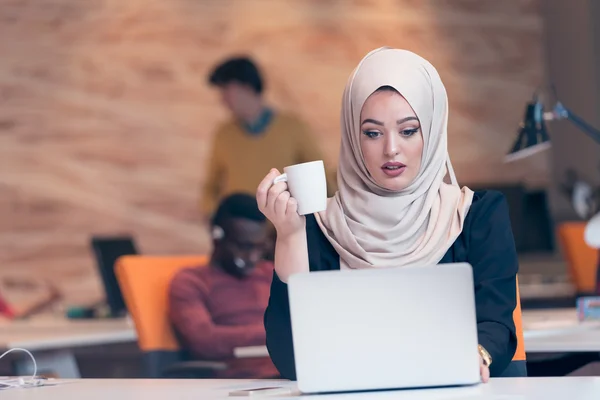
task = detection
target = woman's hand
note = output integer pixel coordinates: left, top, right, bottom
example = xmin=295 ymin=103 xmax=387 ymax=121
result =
xmin=257 ymin=169 xmax=305 ymax=240
xmin=479 ymin=354 xmax=490 ymax=383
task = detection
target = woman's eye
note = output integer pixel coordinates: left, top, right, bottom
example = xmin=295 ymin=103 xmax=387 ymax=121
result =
xmin=401 ymin=128 xmax=419 ymax=137
xmin=362 ymin=130 xmax=381 ymax=139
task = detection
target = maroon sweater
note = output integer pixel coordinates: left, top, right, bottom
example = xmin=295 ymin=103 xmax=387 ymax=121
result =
xmin=168 ymin=261 xmax=278 ymax=378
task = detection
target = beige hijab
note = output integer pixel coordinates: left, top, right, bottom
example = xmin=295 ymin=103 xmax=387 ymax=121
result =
xmin=315 ymin=47 xmax=474 ymax=270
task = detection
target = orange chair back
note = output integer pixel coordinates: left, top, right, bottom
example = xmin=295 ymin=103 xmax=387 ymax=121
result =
xmin=512 ymin=278 xmax=526 ymax=362
xmin=115 ymin=255 xmax=208 ymax=352
xmin=557 ymin=222 xmax=598 ymax=293
xmin=500 ymin=278 xmax=527 ymax=377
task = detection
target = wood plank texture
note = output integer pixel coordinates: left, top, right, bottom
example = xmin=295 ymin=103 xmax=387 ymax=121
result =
xmin=0 ymin=0 xmax=546 ymax=305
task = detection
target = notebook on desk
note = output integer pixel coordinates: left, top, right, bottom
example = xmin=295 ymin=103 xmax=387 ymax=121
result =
xmin=287 ymin=263 xmax=481 ymax=394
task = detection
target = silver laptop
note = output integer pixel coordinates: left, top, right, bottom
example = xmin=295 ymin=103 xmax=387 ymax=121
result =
xmin=287 ymin=262 xmax=481 ymax=394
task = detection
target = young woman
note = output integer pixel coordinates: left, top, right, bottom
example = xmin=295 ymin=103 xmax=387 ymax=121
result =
xmin=257 ymin=48 xmax=522 ymax=382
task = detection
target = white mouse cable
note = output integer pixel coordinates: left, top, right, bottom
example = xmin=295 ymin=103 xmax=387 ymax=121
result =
xmin=0 ymin=348 xmax=38 ymax=388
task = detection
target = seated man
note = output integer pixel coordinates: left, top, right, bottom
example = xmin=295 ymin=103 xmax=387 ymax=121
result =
xmin=168 ymin=193 xmax=277 ymax=379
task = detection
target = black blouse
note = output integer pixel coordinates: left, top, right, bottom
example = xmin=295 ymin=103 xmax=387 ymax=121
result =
xmin=264 ymin=190 xmax=519 ymax=379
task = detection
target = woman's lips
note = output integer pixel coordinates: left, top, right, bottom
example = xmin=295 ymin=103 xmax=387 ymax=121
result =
xmin=381 ymin=162 xmax=406 ymax=177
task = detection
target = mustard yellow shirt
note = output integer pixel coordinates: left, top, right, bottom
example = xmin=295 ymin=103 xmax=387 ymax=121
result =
xmin=201 ymin=113 xmax=331 ymax=216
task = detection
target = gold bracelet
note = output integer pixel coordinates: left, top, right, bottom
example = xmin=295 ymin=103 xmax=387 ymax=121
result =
xmin=478 ymin=344 xmax=492 ymax=367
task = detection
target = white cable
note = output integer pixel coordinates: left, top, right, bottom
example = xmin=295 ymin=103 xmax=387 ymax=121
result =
xmin=0 ymin=347 xmax=41 ymax=390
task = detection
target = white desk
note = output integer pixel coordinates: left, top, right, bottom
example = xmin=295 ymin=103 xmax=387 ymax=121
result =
xmin=0 ymin=316 xmax=267 ymax=378
xmin=2 ymin=378 xmax=600 ymax=400
xmin=2 ymin=308 xmax=599 ymax=379
xmin=523 ymin=308 xmax=600 ymax=353
xmin=0 ymin=316 xmax=136 ymax=351
xmin=0 ymin=316 xmax=136 ymax=378
xmin=232 ymin=309 xmax=600 ymax=362
xmin=161 ymin=308 xmax=600 ymax=361
xmin=522 ymin=308 xmax=582 ymax=331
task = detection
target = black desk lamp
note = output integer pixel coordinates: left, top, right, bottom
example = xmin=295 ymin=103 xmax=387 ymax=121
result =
xmin=505 ymin=95 xmax=600 ymax=162
xmin=506 ymin=94 xmax=600 ymax=294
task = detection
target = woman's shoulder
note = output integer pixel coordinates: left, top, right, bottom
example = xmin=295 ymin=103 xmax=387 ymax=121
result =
xmin=468 ymin=189 xmax=510 ymax=222
xmin=460 ymin=189 xmax=514 ymax=249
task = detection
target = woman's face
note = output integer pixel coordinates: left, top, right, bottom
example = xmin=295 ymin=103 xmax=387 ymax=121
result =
xmin=359 ymin=89 xmax=424 ymax=191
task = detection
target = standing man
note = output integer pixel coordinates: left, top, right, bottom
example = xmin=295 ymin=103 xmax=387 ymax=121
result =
xmin=200 ymin=56 xmax=332 ymax=218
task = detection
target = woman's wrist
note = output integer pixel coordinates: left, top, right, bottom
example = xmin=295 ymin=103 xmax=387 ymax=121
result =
xmin=478 ymin=344 xmax=492 ymax=367
xmin=275 ymin=221 xmax=306 ymax=243
xmin=274 ymin=226 xmax=309 ymax=283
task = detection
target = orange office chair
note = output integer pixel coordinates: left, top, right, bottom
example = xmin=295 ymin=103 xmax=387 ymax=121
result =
xmin=557 ymin=222 xmax=599 ymax=295
xmin=115 ymin=255 xmax=228 ymax=378
xmin=503 ymin=278 xmax=527 ymax=377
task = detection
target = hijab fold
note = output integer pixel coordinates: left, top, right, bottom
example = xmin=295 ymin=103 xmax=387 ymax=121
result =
xmin=315 ymin=48 xmax=474 ymax=270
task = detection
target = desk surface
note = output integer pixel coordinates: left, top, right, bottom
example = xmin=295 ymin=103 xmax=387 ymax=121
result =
xmin=1 ymin=309 xmax=599 ymax=354
xmin=3 ymin=378 xmax=600 ymax=400
xmin=522 ymin=308 xmax=600 ymax=353
xmin=230 ymin=309 xmax=600 ymax=356
xmin=0 ymin=316 xmax=136 ymax=351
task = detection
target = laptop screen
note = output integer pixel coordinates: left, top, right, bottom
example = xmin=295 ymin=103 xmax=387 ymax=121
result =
xmin=90 ymin=236 xmax=138 ymax=317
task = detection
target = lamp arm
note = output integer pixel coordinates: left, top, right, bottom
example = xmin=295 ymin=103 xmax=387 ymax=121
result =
xmin=551 ymin=102 xmax=600 ymax=144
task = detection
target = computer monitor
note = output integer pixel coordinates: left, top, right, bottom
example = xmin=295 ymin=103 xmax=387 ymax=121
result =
xmin=90 ymin=236 xmax=138 ymax=317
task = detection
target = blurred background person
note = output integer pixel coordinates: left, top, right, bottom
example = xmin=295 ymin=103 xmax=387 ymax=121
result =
xmin=200 ymin=56 xmax=333 ymax=219
xmin=168 ymin=193 xmax=278 ymax=379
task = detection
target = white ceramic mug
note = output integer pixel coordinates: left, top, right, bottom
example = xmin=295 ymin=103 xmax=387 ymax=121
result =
xmin=273 ymin=160 xmax=327 ymax=215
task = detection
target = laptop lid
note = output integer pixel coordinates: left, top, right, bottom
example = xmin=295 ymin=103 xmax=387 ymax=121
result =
xmin=287 ymin=263 xmax=480 ymax=394
xmin=90 ymin=236 xmax=138 ymax=317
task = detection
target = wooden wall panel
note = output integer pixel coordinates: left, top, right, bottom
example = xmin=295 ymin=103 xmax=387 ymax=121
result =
xmin=0 ymin=0 xmax=545 ymax=305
